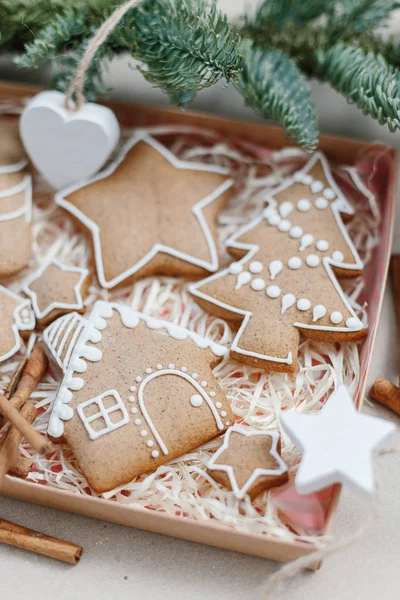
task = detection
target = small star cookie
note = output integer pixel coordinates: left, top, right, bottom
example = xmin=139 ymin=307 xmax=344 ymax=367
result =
xmin=55 ymin=132 xmax=233 ymax=289
xmin=0 ymin=285 xmax=35 ymax=363
xmin=23 ymin=260 xmax=90 ymax=328
xmin=208 ymin=426 xmax=288 ymax=500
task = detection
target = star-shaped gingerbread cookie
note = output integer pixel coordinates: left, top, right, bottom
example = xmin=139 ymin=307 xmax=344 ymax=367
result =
xmin=23 ymin=260 xmax=90 ymax=328
xmin=55 ymin=132 xmax=233 ymax=289
xmin=0 ymin=284 xmax=35 ymax=363
xmin=208 ymin=426 xmax=288 ymax=500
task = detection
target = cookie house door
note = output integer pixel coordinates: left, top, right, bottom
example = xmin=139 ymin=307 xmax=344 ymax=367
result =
xmin=138 ymin=370 xmax=224 ymax=458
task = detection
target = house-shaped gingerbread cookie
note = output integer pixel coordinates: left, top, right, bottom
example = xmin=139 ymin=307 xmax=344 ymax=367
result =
xmin=43 ymin=301 xmax=233 ymax=493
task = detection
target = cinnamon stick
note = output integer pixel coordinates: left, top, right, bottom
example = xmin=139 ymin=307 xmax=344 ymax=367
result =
xmin=7 ymin=346 xmax=48 ymax=413
xmin=0 ymin=347 xmax=50 ymax=454
xmin=0 ymin=395 xmax=51 ymax=455
xmin=391 ymin=255 xmax=400 ymax=383
xmin=370 ymin=376 xmax=400 ymax=416
xmin=0 ymin=402 xmax=36 ymax=485
xmin=0 ymin=518 xmax=82 ymax=564
xmin=9 ymin=456 xmax=34 ymax=479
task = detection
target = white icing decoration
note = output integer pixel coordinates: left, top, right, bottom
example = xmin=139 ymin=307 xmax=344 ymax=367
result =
xmin=190 ymin=394 xmax=204 ymax=407
xmin=269 ymin=260 xmax=283 ymax=280
xmin=138 ymin=369 xmax=224 ymax=455
xmin=346 ymin=317 xmax=363 ymax=330
xmin=131 ymin=407 xmax=138 ymax=414
xmin=268 ymin=214 xmax=281 ymax=226
xmin=281 ymin=294 xmax=296 ymax=314
xmin=323 ymin=188 xmax=335 ymax=200
xmin=290 ymin=226 xmax=303 ymax=239
xmin=297 ymin=298 xmax=311 ymax=311
xmin=0 ymin=175 xmax=32 ymax=224
xmin=146 ymin=368 xmax=152 ymax=374
xmin=130 ymin=386 xmax=136 ymax=392
xmin=43 ymin=313 xmax=84 ymax=373
xmin=302 ymin=174 xmax=313 ymax=185
xmin=134 ymin=418 xmax=142 ymax=425
xmin=157 ymin=364 xmax=163 ymax=369
xmin=266 ymin=285 xmax=281 ymax=298
xmin=332 ymin=250 xmax=344 ymax=262
xmin=316 ymin=240 xmax=329 ymax=252
xmin=299 ymin=234 xmax=314 ymax=252
xmin=181 ymin=367 xmax=188 ymax=372
xmin=278 ymin=219 xmax=291 ymax=232
xmin=330 ymin=311 xmax=343 ymax=324
xmin=147 ymin=440 xmax=154 ymax=447
xmin=313 ymin=305 xmax=327 ymax=322
xmin=315 ymin=197 xmax=329 ymax=210
xmin=22 ymin=259 xmax=89 ymax=320
xmin=210 ymin=391 xmax=216 ymax=398
xmin=279 ymin=201 xmax=293 ymax=218
xmin=201 ymin=381 xmax=207 ymax=387
xmin=249 ymin=261 xmax=263 ymax=274
xmin=76 ymin=390 xmax=129 ymax=441
xmin=251 ymin=278 xmax=265 ymax=291
xmin=140 ymin=430 xmax=147 ymax=437
xmin=306 ymin=254 xmax=320 ymax=267
xmin=151 ymin=450 xmax=159 ymax=458
xmin=235 ymin=271 xmax=251 ymax=290
xmin=297 ymin=199 xmax=311 ymax=212
xmin=229 ymin=262 xmax=242 ymax=275
xmin=311 ymin=180 xmax=324 ymax=194
xmin=168 ymin=363 xmax=175 ymax=369
xmin=55 ymin=133 xmax=233 ymax=289
xmin=216 ymin=402 xmax=222 ymax=408
xmin=207 ymin=426 xmax=287 ymax=500
xmin=288 ymin=256 xmax=302 ymax=269
xmin=221 ymin=411 xmax=227 ymax=418
xmin=136 ymin=376 xmax=142 ymax=383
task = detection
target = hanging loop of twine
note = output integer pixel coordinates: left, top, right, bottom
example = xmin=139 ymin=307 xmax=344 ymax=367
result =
xmin=65 ymin=0 xmax=142 ymax=111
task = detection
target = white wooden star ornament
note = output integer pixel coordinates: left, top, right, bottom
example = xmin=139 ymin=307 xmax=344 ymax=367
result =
xmin=280 ymin=385 xmax=396 ymax=500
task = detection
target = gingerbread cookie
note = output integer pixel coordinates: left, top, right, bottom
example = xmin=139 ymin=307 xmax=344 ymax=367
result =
xmin=208 ymin=426 xmax=288 ymax=500
xmin=0 ymin=118 xmax=32 ymax=277
xmin=190 ymin=152 xmax=365 ymax=372
xmin=0 ymin=285 xmax=35 ymax=363
xmin=43 ymin=301 xmax=234 ymax=493
xmin=23 ymin=260 xmax=90 ymax=328
xmin=0 ymin=117 xmax=27 ymax=173
xmin=55 ymin=132 xmax=233 ymax=289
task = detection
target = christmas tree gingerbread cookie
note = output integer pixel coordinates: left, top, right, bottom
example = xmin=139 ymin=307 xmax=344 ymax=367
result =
xmin=0 ymin=118 xmax=32 ymax=277
xmin=55 ymin=132 xmax=233 ymax=289
xmin=190 ymin=152 xmax=365 ymax=372
xmin=22 ymin=260 xmax=90 ymax=328
xmin=208 ymin=426 xmax=288 ymax=500
xmin=0 ymin=285 xmax=35 ymax=363
xmin=43 ymin=301 xmax=234 ymax=493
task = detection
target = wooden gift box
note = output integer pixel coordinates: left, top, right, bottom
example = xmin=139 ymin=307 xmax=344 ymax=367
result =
xmin=0 ymin=80 xmax=397 ymax=568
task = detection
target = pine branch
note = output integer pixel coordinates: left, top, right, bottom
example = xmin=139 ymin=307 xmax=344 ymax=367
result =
xmin=236 ymin=40 xmax=319 ymax=151
xmin=318 ymin=42 xmax=400 ymax=132
xmin=246 ymin=0 xmax=328 ymax=29
xmin=16 ymin=0 xmax=242 ymax=106
xmin=327 ymin=0 xmax=400 ymax=33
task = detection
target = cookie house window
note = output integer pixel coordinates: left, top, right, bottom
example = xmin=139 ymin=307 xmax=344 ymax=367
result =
xmin=77 ymin=390 xmax=129 ymax=440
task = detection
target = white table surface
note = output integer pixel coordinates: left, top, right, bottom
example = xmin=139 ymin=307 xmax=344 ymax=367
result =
xmin=2 ymin=2 xmax=400 ymax=592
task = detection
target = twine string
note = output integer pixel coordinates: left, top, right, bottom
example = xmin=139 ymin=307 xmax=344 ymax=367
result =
xmin=65 ymin=0 xmax=142 ymax=111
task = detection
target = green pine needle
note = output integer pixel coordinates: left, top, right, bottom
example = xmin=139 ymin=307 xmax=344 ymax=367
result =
xmin=237 ymin=40 xmax=319 ymax=151
xmin=319 ymin=42 xmax=400 ymax=131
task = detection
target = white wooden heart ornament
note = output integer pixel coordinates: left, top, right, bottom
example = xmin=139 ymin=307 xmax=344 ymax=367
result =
xmin=20 ymin=91 xmax=120 ymax=190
